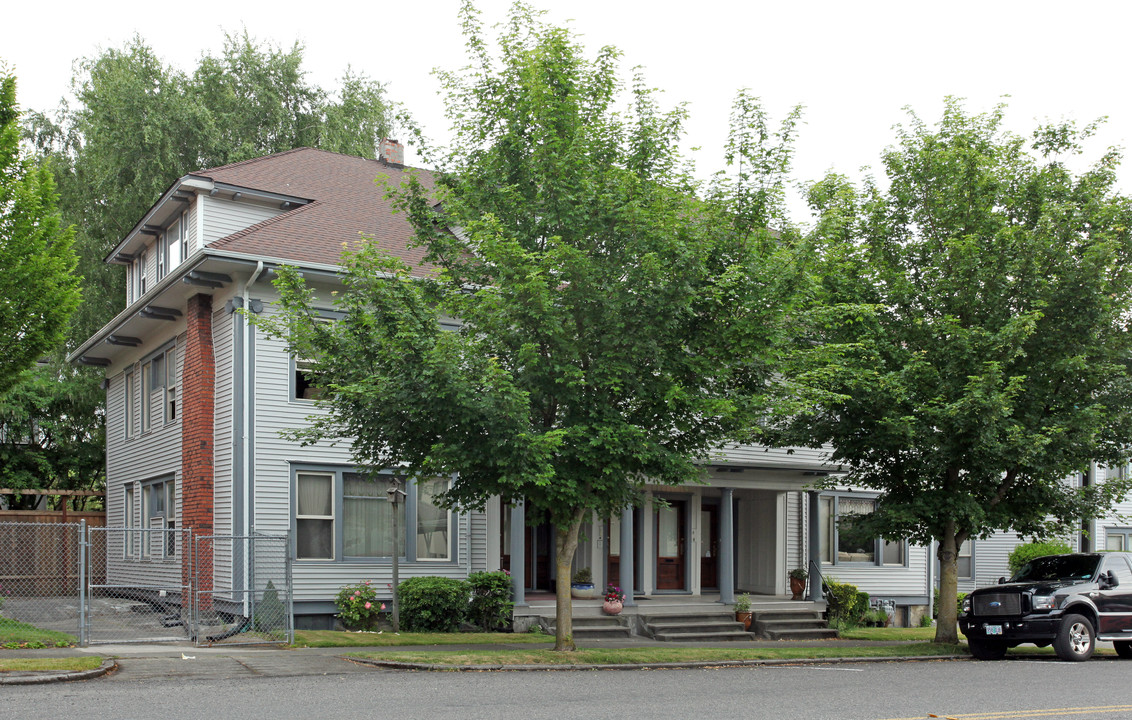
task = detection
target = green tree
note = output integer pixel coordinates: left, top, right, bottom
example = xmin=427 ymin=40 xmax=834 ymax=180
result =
xmin=0 ymin=73 xmax=81 ymax=396
xmin=24 ymin=31 xmax=395 ymax=344
xmin=258 ymin=2 xmax=804 ymax=651
xmin=0 ymin=360 xmax=104 ymax=506
xmin=786 ymin=100 xmax=1132 ymax=644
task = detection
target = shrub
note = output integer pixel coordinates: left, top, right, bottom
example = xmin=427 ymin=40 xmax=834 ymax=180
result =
xmin=571 ymin=567 xmax=592 ymax=585
xmin=1008 ymin=540 xmax=1073 ymax=576
xmin=398 ymin=576 xmax=471 ymax=632
xmin=253 ymin=580 xmax=287 ymax=634
xmin=932 ymin=588 xmax=968 ymax=619
xmin=824 ymin=579 xmax=869 ymax=626
xmin=334 ymin=580 xmax=385 ymax=630
xmin=467 ymin=571 xmax=514 ymax=631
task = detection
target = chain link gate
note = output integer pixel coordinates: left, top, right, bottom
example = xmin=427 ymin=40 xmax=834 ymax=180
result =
xmin=85 ymin=526 xmax=196 ymax=644
xmin=0 ymin=521 xmax=86 ymax=643
xmin=192 ymin=532 xmax=293 ymax=647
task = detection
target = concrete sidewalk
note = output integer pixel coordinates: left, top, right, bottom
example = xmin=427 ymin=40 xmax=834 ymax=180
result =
xmin=0 ymin=636 xmax=966 ymax=684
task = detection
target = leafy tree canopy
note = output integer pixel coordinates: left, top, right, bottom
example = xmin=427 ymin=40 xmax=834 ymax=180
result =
xmin=0 ymin=72 xmax=80 ymax=396
xmin=782 ymin=99 xmax=1132 ymax=643
xmin=258 ymin=1 xmax=805 ymax=650
xmin=23 ymin=30 xmax=396 ymax=345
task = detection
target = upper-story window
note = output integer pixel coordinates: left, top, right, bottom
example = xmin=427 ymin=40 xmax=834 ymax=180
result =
xmin=159 ymin=213 xmax=185 ymax=280
xmin=124 ymin=369 xmax=136 ymax=440
xmin=137 ymin=250 xmax=148 ymax=297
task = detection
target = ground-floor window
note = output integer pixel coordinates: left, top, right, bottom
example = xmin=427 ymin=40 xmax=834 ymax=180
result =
xmin=820 ymin=493 xmax=907 ymax=567
xmin=293 ymin=467 xmax=454 ymax=563
xmin=142 ymin=477 xmax=176 ymax=557
xmin=1105 ymin=528 xmax=1132 ymax=552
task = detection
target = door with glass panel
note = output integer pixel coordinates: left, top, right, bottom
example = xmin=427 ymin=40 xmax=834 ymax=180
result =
xmin=656 ymin=500 xmax=686 ymax=590
xmin=700 ymin=503 xmax=719 ymax=590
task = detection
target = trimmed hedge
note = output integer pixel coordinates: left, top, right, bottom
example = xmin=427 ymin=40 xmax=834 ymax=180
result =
xmin=1008 ymin=540 xmax=1072 ymax=575
xmin=467 ymin=571 xmax=514 ymax=631
xmin=398 ymin=576 xmax=471 ymax=632
xmin=824 ymin=579 xmax=869 ymax=624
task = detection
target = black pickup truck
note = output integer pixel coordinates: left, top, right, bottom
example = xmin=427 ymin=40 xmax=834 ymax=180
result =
xmin=959 ymin=552 xmax=1132 ymax=661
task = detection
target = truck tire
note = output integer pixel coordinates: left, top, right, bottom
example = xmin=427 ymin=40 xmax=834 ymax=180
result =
xmin=968 ymin=637 xmax=1007 ymax=660
xmin=1053 ymin=614 xmax=1095 ymax=662
xmin=1114 ymin=641 xmax=1132 ymax=659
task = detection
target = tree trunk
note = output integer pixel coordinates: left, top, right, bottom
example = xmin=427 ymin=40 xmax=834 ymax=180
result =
xmin=552 ymin=506 xmax=587 ymax=652
xmin=935 ymin=526 xmax=960 ymax=644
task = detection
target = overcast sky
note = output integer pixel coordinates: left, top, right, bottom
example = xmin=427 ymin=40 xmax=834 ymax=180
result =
xmin=4 ymin=0 xmax=1129 ymax=221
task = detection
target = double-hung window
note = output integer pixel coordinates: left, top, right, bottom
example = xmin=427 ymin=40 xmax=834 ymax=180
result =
xmin=293 ymin=314 xmax=339 ymax=401
xmin=138 ymin=250 xmax=148 ymax=296
xmin=124 ymin=369 xmax=136 ymax=439
xmin=957 ymin=539 xmax=973 ymax=579
xmin=820 ymin=494 xmax=907 ymax=567
xmin=143 ymin=478 xmax=176 ymax=557
xmin=294 ymin=468 xmax=453 ymax=562
xmin=1106 ymin=528 xmax=1132 ymax=552
xmin=141 ymin=360 xmax=152 ymax=433
xmin=124 ymin=485 xmax=137 ymax=558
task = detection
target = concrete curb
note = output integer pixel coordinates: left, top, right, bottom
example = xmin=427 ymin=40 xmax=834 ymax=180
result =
xmin=345 ymin=653 xmax=970 ymax=672
xmin=0 ymin=658 xmax=117 ymax=685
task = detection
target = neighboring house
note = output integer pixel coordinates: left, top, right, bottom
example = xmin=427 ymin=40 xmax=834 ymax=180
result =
xmin=69 ymin=144 xmax=931 ymax=629
xmin=956 ymin=463 xmax=1132 ymax=595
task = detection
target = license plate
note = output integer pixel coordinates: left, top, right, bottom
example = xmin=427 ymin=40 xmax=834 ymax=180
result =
xmin=985 ymin=625 xmax=1003 ymax=635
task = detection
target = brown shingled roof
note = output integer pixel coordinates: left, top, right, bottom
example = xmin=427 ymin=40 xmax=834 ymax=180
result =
xmin=201 ymin=147 xmax=436 ymax=275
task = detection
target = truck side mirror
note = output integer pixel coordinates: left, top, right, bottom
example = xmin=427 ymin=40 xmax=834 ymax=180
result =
xmin=998 ymin=577 xmax=1007 ymax=585
xmin=1100 ymin=570 xmax=1119 ymax=589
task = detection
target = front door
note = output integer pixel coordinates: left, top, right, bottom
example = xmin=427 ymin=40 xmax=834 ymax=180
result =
xmin=700 ymin=503 xmax=719 ymax=590
xmin=656 ymin=500 xmax=686 ymax=590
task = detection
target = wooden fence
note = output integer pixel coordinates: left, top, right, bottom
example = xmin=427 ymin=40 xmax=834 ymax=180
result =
xmin=0 ymin=513 xmax=107 ymax=596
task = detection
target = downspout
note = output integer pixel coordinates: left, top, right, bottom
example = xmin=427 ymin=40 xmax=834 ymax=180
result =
xmin=241 ymin=261 xmax=265 ymax=616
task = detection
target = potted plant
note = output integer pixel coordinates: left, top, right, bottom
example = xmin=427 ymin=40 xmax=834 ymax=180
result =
xmin=570 ymin=567 xmax=595 ymax=598
xmin=602 ymin=584 xmax=626 ymax=615
xmin=733 ymin=592 xmax=753 ymax=631
xmin=788 ymin=567 xmax=808 ymax=600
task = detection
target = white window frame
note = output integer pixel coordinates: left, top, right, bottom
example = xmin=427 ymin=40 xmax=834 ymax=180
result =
xmin=164 ymin=345 xmax=177 ymax=423
xmin=138 ymin=250 xmax=148 ymax=296
xmin=141 ymin=360 xmax=152 ymax=433
xmin=820 ymin=493 xmax=908 ymax=567
xmin=124 ymin=484 xmax=137 ymax=558
xmin=292 ymin=466 xmax=455 ymax=564
xmin=292 ymin=313 xmax=340 ymax=402
xmin=124 ymin=369 xmax=136 ymax=440
xmin=142 ymin=477 xmax=176 ymax=558
xmin=1106 ymin=528 xmax=1132 ymax=552
xmin=957 ymin=539 xmax=973 ymax=579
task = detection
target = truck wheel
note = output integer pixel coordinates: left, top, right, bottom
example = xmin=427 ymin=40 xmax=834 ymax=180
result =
xmin=1114 ymin=641 xmax=1132 ymax=659
xmin=968 ymin=637 xmax=1007 ymax=660
xmin=1053 ymin=614 xmax=1095 ymax=661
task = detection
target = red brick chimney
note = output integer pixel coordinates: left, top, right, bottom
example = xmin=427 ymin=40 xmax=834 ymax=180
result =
xmin=379 ymin=138 xmax=405 ymax=165
xmin=181 ymin=292 xmax=214 ymax=602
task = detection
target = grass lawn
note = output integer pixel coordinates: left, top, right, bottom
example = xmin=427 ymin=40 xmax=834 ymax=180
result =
xmin=292 ymin=629 xmax=554 ymax=648
xmin=839 ymin=626 xmax=936 ymax=642
xmin=0 ymin=617 xmax=77 ymax=648
xmin=0 ymin=657 xmax=102 ymax=673
xmin=350 ymin=642 xmax=965 ymax=666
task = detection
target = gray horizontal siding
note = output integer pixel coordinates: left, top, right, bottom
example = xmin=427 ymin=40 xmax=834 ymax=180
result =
xmin=202 ymin=195 xmax=283 ymax=245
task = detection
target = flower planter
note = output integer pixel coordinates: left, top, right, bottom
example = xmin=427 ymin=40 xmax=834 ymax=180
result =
xmin=571 ymin=583 xmax=595 ymax=599
xmin=736 ymin=610 xmax=753 ymax=631
xmin=790 ymin=576 xmax=806 ymax=600
xmin=602 ymin=599 xmax=623 ymax=615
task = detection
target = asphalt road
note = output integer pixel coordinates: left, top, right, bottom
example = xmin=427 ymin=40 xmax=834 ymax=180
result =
xmin=3 ymin=655 xmax=1130 ymax=720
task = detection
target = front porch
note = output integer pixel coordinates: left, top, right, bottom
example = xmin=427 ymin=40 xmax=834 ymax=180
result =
xmin=513 ymin=592 xmax=832 ymax=641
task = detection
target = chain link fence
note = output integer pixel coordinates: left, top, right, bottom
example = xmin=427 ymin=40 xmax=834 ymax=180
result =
xmin=0 ymin=521 xmax=291 ymax=647
xmin=193 ymin=533 xmax=293 ymax=646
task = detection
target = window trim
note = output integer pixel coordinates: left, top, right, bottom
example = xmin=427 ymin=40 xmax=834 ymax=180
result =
xmin=141 ymin=476 xmax=176 ymax=559
xmin=124 ymin=369 xmax=136 ymax=440
xmin=1105 ymin=528 xmax=1132 ymax=552
xmin=124 ymin=484 xmax=137 ymax=558
xmin=290 ymin=310 xmax=343 ymax=403
xmin=141 ymin=360 xmax=152 ymax=433
xmin=957 ymin=539 xmax=974 ymax=579
xmin=290 ymin=464 xmax=457 ymax=564
xmin=819 ymin=492 xmax=909 ymax=568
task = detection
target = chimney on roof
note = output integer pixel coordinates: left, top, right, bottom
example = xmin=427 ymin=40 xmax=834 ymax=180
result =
xmin=379 ymin=138 xmax=404 ymax=165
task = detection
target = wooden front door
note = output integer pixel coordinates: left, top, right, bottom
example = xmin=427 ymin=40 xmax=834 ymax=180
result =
xmin=656 ymin=500 xmax=686 ymax=590
xmin=700 ymin=503 xmax=719 ymax=590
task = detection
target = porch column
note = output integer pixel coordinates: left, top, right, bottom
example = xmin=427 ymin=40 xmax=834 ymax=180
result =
xmin=719 ymin=487 xmax=735 ymax=604
xmin=808 ymin=490 xmax=822 ymax=601
xmin=620 ymin=505 xmax=636 ymax=607
xmin=510 ymin=500 xmax=526 ymax=606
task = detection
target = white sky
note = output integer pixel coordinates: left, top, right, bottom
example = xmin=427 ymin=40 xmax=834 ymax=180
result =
xmin=4 ymin=0 xmax=1130 ymax=221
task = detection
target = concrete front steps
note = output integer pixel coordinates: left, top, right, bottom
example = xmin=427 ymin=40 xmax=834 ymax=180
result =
xmin=752 ymin=607 xmax=838 ymax=640
xmin=545 ymin=615 xmax=633 ymax=640
xmin=641 ymin=609 xmax=755 ymax=642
